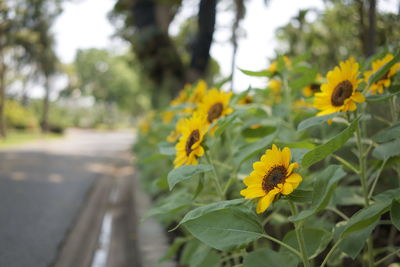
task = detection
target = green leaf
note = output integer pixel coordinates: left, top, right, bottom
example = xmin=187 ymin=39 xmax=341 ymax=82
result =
xmin=297 ymin=113 xmax=342 ymax=132
xmin=234 ymin=132 xmax=276 ymax=165
xmin=337 ymin=220 xmax=379 ymax=259
xmin=239 ymin=68 xmax=272 ymax=77
xmin=159 ymin=237 xmax=187 ymax=263
xmin=372 ymin=122 xmax=400 ymax=143
xmin=287 ymin=189 xmax=313 ymax=203
xmin=214 ymin=110 xmax=244 ymax=137
xmin=333 ymin=186 xmax=364 ymax=206
xmin=289 ymin=165 xmax=346 ymax=222
xmin=192 ymin=176 xmax=204 ymax=200
xmin=196 ymin=251 xmax=219 ymax=267
xmin=158 ymin=141 xmax=176 ymax=155
xmin=341 ymin=201 xmax=391 ymax=238
xmin=180 ymin=239 xmax=201 ymax=265
xmin=391 ymin=199 xmax=400 ymax=231
xmin=167 ymin=164 xmax=213 ymax=190
xmin=243 ymin=248 xmax=298 ymax=267
xmin=372 ymin=139 xmax=400 ymax=160
xmin=143 ymin=191 xmax=191 ymax=220
xmin=368 ymin=50 xmax=400 ymax=86
xmin=366 ymin=91 xmax=400 ymax=103
xmin=183 ymin=206 xmax=264 ymax=251
xmin=173 ymin=199 xmax=247 ymax=230
xmin=302 ymin=116 xmax=360 ymax=169
xmin=189 ymin=243 xmax=211 ymax=267
xmin=373 ymin=188 xmax=400 ymax=202
xmin=281 ymin=228 xmax=332 ymax=259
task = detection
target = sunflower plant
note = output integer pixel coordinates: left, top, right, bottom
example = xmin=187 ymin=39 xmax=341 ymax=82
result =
xmin=134 ymin=50 xmax=400 ymax=267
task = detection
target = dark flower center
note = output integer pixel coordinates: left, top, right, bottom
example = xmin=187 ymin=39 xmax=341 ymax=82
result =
xmin=185 ymin=129 xmax=200 ymax=156
xmin=378 ymin=71 xmax=390 ymax=82
xmin=310 ymin=83 xmax=321 ymax=92
xmin=207 ymin=102 xmax=223 ymax=123
xmin=331 ymin=80 xmax=353 ymax=106
xmin=262 ymin=165 xmax=287 ymax=193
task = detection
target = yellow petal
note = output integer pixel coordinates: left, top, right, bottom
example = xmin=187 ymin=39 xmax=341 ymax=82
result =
xmin=352 ymin=92 xmax=365 ymax=103
xmin=286 ymin=173 xmax=303 ymax=189
xmin=281 ymin=147 xmax=291 ymax=168
xmin=255 ymin=193 xmax=276 ymax=214
xmin=240 ymin=187 xmax=265 ymax=199
xmin=287 ymin=162 xmax=299 ymax=175
xmin=281 ymin=183 xmax=294 ymax=195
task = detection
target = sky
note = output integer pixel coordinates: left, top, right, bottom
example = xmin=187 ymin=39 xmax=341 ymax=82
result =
xmin=53 ymin=0 xmax=399 ymax=93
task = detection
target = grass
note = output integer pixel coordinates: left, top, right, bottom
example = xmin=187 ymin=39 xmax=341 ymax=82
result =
xmin=0 ymin=130 xmax=63 ymax=149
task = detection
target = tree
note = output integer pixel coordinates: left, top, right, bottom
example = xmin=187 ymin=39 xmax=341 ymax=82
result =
xmin=110 ymin=0 xmax=218 ymax=107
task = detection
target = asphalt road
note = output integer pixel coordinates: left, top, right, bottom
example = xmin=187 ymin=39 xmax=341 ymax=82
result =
xmin=0 ymin=129 xmax=134 ymax=267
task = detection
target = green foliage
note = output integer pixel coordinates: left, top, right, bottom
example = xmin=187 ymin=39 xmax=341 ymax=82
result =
xmin=167 ymin=165 xmax=213 ymax=190
xmin=183 ymin=206 xmax=263 ymax=251
xmin=4 ymin=100 xmax=38 ymax=130
xmin=243 ymin=248 xmax=298 ymax=267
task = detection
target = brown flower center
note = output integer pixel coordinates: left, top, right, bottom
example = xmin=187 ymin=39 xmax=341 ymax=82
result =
xmin=331 ymin=80 xmax=353 ymax=106
xmin=185 ymin=129 xmax=200 ymax=156
xmin=379 ymin=71 xmax=390 ymax=82
xmin=310 ymin=83 xmax=321 ymax=92
xmin=207 ymin=102 xmax=223 ymax=123
xmin=262 ymin=165 xmax=287 ymax=193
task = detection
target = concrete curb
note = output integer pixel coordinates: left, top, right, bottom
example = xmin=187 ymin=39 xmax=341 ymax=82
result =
xmin=132 ymin=173 xmax=176 ymax=267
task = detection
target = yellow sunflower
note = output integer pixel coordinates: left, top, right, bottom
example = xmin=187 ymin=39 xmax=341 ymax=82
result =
xmin=302 ymin=74 xmax=323 ymax=97
xmin=364 ymin=54 xmax=400 ymax=95
xmin=197 ymin=89 xmax=233 ymax=124
xmin=166 ymin=117 xmax=186 ymax=143
xmin=314 ymin=57 xmax=365 ymax=116
xmin=238 ymin=95 xmax=253 ymax=105
xmin=188 ymin=80 xmax=207 ymax=104
xmin=268 ymin=61 xmax=277 ymax=73
xmin=171 ymin=84 xmax=191 ymax=106
xmin=240 ymin=145 xmax=302 ymax=214
xmin=174 ymin=114 xmax=208 ymax=168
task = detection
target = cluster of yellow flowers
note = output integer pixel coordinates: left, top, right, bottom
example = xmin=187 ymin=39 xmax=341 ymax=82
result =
xmin=313 ymin=54 xmax=399 ymax=115
xmin=166 ymin=81 xmax=233 ymax=168
xmin=163 ymin=53 xmax=399 ymax=214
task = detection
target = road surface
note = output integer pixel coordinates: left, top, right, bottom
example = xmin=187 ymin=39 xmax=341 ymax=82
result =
xmin=0 ymin=129 xmax=135 ymax=267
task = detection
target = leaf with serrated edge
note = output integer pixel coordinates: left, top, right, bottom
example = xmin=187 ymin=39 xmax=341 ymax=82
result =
xmin=167 ymin=164 xmax=213 ymax=190
xmin=302 ymin=116 xmax=360 ymax=168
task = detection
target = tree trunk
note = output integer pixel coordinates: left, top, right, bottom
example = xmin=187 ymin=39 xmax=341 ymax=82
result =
xmin=41 ymin=73 xmax=50 ymax=133
xmin=187 ymin=0 xmax=217 ymax=83
xmin=0 ymin=57 xmax=6 ymax=138
xmin=356 ymin=0 xmax=367 ymax=56
xmin=366 ymin=0 xmax=376 ymax=57
xmin=130 ymin=0 xmax=184 ymax=105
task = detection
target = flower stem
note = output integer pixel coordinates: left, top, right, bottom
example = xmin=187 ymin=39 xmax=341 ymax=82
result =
xmin=320 ymin=238 xmax=343 ymax=267
xmin=289 ymin=200 xmax=311 ymax=267
xmin=205 ymin=151 xmax=224 ymax=200
xmin=355 ymin=119 xmax=374 ymax=267
xmin=261 ymin=233 xmax=302 ymax=258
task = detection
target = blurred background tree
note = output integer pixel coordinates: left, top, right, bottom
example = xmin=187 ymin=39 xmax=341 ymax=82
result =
xmin=275 ymin=0 xmax=400 ymax=71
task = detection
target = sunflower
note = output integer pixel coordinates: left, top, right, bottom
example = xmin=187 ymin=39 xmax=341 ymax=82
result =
xmin=364 ymin=54 xmax=400 ymax=95
xmin=171 ymin=84 xmax=191 ymax=106
xmin=188 ymin=80 xmax=207 ymax=104
xmin=173 ymin=114 xmax=208 ymax=168
xmin=240 ymin=145 xmax=302 ymax=214
xmin=268 ymin=61 xmax=277 ymax=73
xmin=302 ymin=74 xmax=323 ymax=98
xmin=238 ymin=94 xmax=253 ymax=105
xmin=197 ymin=89 xmax=233 ymax=124
xmin=166 ymin=117 xmax=186 ymax=143
xmin=314 ymin=57 xmax=365 ymax=116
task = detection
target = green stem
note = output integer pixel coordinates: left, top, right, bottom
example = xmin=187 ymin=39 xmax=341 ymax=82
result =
xmin=355 ymin=118 xmax=374 ymax=267
xmin=289 ymin=201 xmax=311 ymax=267
xmin=374 ymin=248 xmax=400 ymax=266
xmin=261 ymin=233 xmax=302 ymax=258
xmin=205 ymin=151 xmax=224 ymax=199
xmin=320 ymin=238 xmax=343 ymax=267
xmin=326 ymin=207 xmax=349 ymax=221
xmin=332 ymin=154 xmax=360 ymax=174
xmin=368 ymin=159 xmax=387 ymax=199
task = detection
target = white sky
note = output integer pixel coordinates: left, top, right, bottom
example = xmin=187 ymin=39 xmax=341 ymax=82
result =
xmin=53 ymin=0 xmax=399 ymax=93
